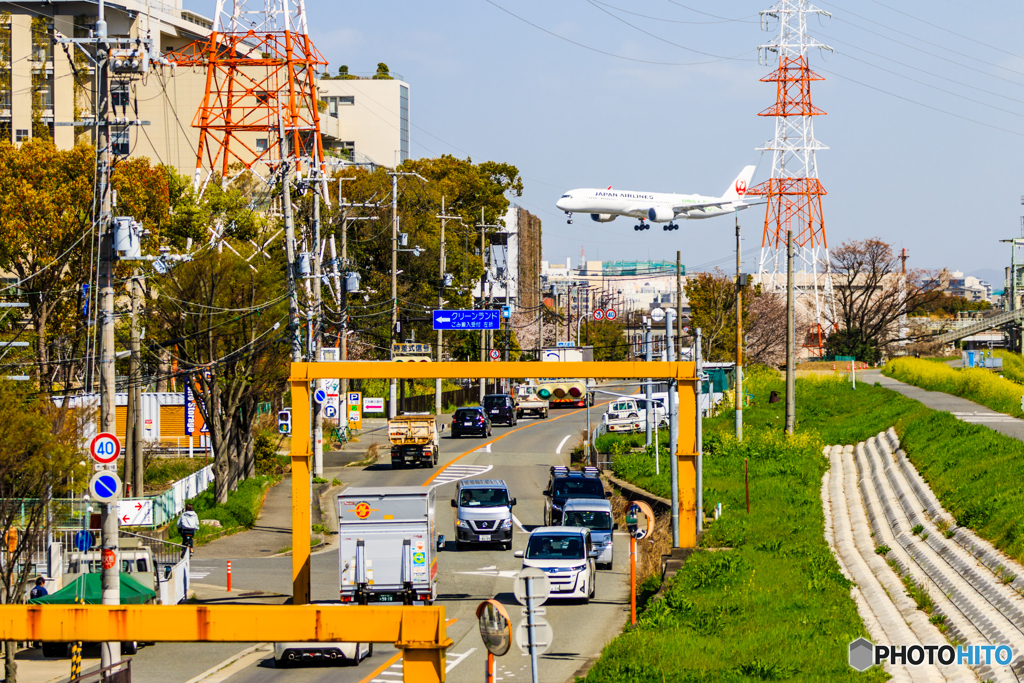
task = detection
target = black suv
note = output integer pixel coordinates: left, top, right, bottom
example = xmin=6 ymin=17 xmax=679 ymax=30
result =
xmin=542 ymin=466 xmax=610 ymax=525
xmin=483 ymin=394 xmax=516 ymax=426
xmin=451 ymin=407 xmax=492 ymax=438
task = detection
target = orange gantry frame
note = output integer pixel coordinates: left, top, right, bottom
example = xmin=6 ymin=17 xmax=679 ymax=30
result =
xmin=0 ymin=361 xmax=697 ymax=683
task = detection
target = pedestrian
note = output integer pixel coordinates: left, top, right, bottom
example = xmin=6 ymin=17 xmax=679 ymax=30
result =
xmin=29 ymin=576 xmax=48 ymax=600
xmin=177 ymin=503 xmax=199 ymax=556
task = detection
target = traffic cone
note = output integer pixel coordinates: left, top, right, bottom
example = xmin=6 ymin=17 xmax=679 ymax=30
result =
xmin=832 ymin=363 xmax=835 ymax=371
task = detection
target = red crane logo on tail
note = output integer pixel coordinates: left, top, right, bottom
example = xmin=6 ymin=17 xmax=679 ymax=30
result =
xmin=735 ymin=180 xmax=747 ymax=196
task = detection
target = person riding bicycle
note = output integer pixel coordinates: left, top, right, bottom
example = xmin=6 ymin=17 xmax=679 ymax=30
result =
xmin=177 ymin=503 xmax=199 ymax=555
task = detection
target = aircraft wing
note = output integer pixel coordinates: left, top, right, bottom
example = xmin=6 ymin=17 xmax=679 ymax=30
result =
xmin=672 ymin=198 xmax=766 ymax=213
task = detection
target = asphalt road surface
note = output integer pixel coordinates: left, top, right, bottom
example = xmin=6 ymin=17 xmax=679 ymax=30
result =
xmin=181 ymin=403 xmax=631 ymax=683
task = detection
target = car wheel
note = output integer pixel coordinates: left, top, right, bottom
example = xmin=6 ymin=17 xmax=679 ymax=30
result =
xmin=455 ymin=539 xmax=463 ymax=552
xmin=392 ymin=462 xmax=403 ymax=470
xmin=42 ymin=642 xmax=69 ymax=658
xmin=503 ymin=542 xmax=512 ymax=551
xmin=121 ymin=641 xmax=138 ymax=655
xmin=590 ymin=576 xmax=596 ymax=599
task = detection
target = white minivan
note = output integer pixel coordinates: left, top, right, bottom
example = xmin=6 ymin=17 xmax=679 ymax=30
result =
xmin=514 ymin=527 xmax=598 ymax=603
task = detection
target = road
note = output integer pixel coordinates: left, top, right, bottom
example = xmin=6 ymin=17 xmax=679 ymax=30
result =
xmin=157 ymin=402 xmax=629 ymax=683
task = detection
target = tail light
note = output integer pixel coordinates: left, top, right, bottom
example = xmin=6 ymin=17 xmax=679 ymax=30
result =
xmin=477 ymin=417 xmax=485 ymax=424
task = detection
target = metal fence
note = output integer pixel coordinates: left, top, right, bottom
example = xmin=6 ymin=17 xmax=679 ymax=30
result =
xmin=384 ymin=382 xmax=497 ymax=416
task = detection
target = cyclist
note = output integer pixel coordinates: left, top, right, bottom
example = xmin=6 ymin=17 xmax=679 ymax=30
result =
xmin=177 ymin=503 xmax=199 ymax=556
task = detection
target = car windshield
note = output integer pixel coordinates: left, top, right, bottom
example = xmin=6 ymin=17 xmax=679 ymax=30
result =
xmin=525 ymin=534 xmax=585 ymax=560
xmin=455 ymin=409 xmax=480 ymax=420
xmin=483 ymin=397 xmax=506 ymax=409
xmin=552 ymin=478 xmax=604 ymax=499
xmin=459 ymin=488 xmax=510 ymax=507
xmin=563 ymin=510 xmax=613 ymax=531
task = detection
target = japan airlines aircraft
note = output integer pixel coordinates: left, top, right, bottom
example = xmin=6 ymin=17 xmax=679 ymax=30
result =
xmin=555 ymin=166 xmax=762 ymax=231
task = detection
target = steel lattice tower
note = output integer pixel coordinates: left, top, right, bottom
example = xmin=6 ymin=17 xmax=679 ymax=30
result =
xmin=747 ymin=0 xmax=834 ymax=354
xmin=168 ymin=0 xmax=327 ymax=189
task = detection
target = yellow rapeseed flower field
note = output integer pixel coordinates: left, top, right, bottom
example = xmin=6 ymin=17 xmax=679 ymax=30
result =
xmin=883 ymin=357 xmax=1024 ymax=417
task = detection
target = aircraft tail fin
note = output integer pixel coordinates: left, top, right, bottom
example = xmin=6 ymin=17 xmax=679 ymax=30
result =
xmin=722 ymin=165 xmax=756 ymax=201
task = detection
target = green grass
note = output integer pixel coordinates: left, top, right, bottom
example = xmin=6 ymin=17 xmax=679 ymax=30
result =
xmin=168 ymin=474 xmax=279 ymax=546
xmin=590 ymin=364 xmax=1024 ymax=681
xmin=141 ymin=457 xmax=212 ymax=492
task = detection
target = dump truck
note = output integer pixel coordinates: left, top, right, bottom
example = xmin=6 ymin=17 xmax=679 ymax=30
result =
xmin=515 ymin=385 xmax=549 ymax=419
xmin=388 ymin=414 xmax=439 ymax=469
xmin=337 ymin=486 xmax=441 ymax=605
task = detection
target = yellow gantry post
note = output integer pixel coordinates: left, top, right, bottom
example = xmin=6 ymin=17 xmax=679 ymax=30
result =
xmin=677 ymin=381 xmax=698 ymax=547
xmin=290 ymin=377 xmax=311 ymax=606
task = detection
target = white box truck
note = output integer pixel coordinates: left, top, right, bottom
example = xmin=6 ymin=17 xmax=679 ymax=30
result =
xmin=337 ymin=486 xmax=442 ymax=605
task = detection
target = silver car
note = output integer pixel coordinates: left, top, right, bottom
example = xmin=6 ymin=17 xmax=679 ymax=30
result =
xmin=561 ymin=499 xmax=616 ymax=570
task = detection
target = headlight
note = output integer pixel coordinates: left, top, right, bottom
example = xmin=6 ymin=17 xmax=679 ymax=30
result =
xmin=456 ymin=519 xmax=470 ymax=528
xmin=570 ymin=564 xmax=586 ymax=572
xmin=500 ymin=518 xmax=512 ymax=528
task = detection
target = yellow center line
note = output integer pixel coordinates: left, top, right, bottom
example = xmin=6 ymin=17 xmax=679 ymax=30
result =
xmin=357 ymin=650 xmax=402 ymax=683
xmin=421 ymin=400 xmax=614 ymax=487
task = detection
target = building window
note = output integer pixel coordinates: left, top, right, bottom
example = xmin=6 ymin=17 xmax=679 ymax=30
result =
xmin=41 ymin=77 xmax=53 ymax=111
xmin=15 ymin=129 xmax=28 ymax=143
xmin=256 ymin=138 xmax=268 ymax=152
xmin=399 ymin=85 xmax=409 ymax=162
xmin=338 ymin=95 xmax=354 ymax=105
xmin=112 ymin=127 xmax=129 ymax=156
xmin=112 ymin=80 xmax=129 ymax=110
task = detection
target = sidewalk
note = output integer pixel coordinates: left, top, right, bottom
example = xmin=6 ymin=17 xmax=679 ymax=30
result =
xmin=863 ymin=369 xmax=1024 ymax=441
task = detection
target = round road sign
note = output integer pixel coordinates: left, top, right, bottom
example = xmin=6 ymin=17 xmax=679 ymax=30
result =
xmin=73 ymin=530 xmax=94 ymax=552
xmin=593 ymin=309 xmax=604 ymax=321
xmin=89 ymin=432 xmax=121 ymax=464
xmin=605 ymin=308 xmax=617 ymax=321
xmin=476 ymin=599 xmax=513 ymax=657
xmin=514 ymin=567 xmax=550 ymax=606
xmin=313 ymin=388 xmax=327 ymax=404
xmin=89 ymin=471 xmax=122 ymax=503
xmin=490 ymin=349 xmax=500 ymax=360
xmin=324 ymin=405 xmax=338 ymax=418
xmin=515 ymin=616 xmax=553 ymax=655
xmin=650 ymin=308 xmax=666 ymax=323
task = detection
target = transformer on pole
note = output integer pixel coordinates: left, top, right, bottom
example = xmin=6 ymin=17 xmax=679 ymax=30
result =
xmin=167 ymin=0 xmax=327 ymax=190
xmin=747 ymin=0 xmax=834 ymax=357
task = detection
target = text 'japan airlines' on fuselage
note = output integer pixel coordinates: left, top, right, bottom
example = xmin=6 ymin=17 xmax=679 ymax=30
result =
xmin=555 ymin=165 xmax=763 ymax=231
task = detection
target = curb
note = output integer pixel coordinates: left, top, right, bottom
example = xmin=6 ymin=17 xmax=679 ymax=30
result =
xmin=601 ymin=470 xmax=671 ymax=509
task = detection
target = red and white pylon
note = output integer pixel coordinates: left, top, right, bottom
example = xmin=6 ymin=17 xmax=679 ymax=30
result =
xmin=747 ymin=0 xmax=835 ymax=357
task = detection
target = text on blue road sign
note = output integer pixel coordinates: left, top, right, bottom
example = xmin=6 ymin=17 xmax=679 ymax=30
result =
xmin=433 ymin=309 xmax=500 ymax=330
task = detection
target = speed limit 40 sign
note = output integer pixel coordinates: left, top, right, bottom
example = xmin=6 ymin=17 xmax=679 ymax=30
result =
xmin=89 ymin=432 xmax=121 ymax=464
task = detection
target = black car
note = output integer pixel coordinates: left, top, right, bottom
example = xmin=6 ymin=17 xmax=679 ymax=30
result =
xmin=483 ymin=394 xmax=517 ymax=426
xmin=451 ymin=407 xmax=492 ymax=438
xmin=543 ymin=466 xmax=610 ymax=526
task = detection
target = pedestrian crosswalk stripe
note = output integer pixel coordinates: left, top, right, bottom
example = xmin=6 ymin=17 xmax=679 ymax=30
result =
xmin=429 ymin=465 xmax=493 ymax=487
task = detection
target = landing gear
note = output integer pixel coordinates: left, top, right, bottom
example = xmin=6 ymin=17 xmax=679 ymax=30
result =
xmin=663 ymin=223 xmax=679 ymax=231
xmin=633 ymin=221 xmax=650 ymax=231
xmin=565 ymin=211 xmax=573 ymax=224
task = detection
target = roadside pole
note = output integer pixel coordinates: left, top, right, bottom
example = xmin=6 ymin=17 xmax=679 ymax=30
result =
xmin=666 ymin=309 xmax=679 ymax=548
xmin=312 ymin=168 xmax=324 ymax=478
xmin=735 ymin=217 xmax=743 ymax=442
xmin=434 ymin=198 xmax=460 ymax=416
xmin=696 ymin=328 xmax=704 ymax=533
xmin=629 ymin=534 xmax=636 ymax=624
xmin=644 ymin=322 xmax=652 ymax=450
xmin=785 ymin=227 xmax=795 ymax=435
xmin=525 ymin=576 xmax=539 ymax=683
xmin=390 ymin=173 xmax=399 ymax=418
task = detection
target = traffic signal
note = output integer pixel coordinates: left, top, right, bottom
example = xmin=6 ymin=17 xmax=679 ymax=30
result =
xmin=278 ymin=410 xmax=292 ymax=434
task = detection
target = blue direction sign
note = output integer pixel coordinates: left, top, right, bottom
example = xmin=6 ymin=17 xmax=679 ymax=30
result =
xmin=433 ymin=309 xmax=500 ymax=331
xmin=74 ymin=530 xmax=94 ymax=552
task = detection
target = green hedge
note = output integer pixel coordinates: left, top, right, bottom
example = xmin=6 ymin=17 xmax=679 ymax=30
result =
xmin=169 ymin=474 xmax=278 ymax=545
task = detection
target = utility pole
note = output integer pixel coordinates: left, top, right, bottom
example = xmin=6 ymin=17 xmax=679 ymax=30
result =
xmin=676 ymin=252 xmax=683 ymax=353
xmin=279 ymin=116 xmax=302 ymax=366
xmin=94 ymin=3 xmax=120 ymax=670
xmin=311 ymin=168 xmax=324 ymax=478
xmin=476 ymin=209 xmax=501 ymax=402
xmin=387 ymin=171 xmax=427 ymax=416
xmin=666 ymin=309 xmax=679 ymax=548
xmin=130 ymin=273 xmax=143 ymax=496
xmin=735 ymin=218 xmax=743 ymax=442
xmin=435 ymin=197 xmax=461 ymax=415
xmin=785 ymin=227 xmax=795 ymax=435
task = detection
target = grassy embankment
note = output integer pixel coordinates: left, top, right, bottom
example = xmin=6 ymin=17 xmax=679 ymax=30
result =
xmin=139 ymin=457 xmax=212 ymax=493
xmin=168 ymin=474 xmax=279 ymax=547
xmin=585 ymin=367 xmax=1024 ymax=681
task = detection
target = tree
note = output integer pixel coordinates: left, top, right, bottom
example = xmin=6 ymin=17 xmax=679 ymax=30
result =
xmin=147 ymin=249 xmax=289 ymax=503
xmin=745 ymin=290 xmax=788 ymax=367
xmin=0 ymin=382 xmax=88 ymax=681
xmin=588 ymin=321 xmax=627 ymax=361
xmin=828 ymin=238 xmax=944 ymax=359
xmin=825 ymin=327 xmax=883 ymax=364
xmin=685 ymin=269 xmax=757 ymax=362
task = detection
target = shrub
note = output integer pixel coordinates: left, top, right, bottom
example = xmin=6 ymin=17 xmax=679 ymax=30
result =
xmin=883 ymin=357 xmax=1024 ymax=417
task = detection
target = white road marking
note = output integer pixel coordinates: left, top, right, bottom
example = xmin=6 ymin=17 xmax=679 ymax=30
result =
xmin=188 ymin=570 xmax=211 ymax=580
xmin=511 ymin=514 xmax=527 ymax=532
xmin=556 ymin=435 xmax=571 ymax=454
xmin=478 ymin=565 xmax=497 ymax=571
xmin=446 ymin=648 xmax=477 ymax=673
xmin=372 ymin=662 xmax=404 ymax=681
xmin=455 ymin=569 xmax=521 ymax=578
xmin=430 ymin=464 xmax=493 ymax=487
xmin=949 ymin=411 xmax=1019 ymax=423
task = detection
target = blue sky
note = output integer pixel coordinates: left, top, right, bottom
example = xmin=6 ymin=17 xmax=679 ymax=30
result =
xmin=184 ymin=0 xmax=1024 ymax=282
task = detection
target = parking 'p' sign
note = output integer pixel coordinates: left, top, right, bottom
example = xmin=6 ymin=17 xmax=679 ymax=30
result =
xmin=89 ymin=432 xmax=121 ymax=464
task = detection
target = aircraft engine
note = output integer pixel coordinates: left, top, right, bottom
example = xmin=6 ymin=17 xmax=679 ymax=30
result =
xmin=647 ymin=206 xmax=674 ymax=223
xmin=590 ymin=213 xmax=616 ymax=223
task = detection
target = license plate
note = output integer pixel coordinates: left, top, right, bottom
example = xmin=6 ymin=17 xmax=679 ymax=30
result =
xmin=478 ymin=534 xmax=491 ymax=541
xmin=465 ymin=421 xmax=475 ymax=425
xmin=377 ymin=594 xmax=394 ymax=602
xmin=491 ymin=409 xmax=499 ymax=413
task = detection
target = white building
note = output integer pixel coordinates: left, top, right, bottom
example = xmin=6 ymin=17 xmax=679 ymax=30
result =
xmin=317 ymin=76 xmax=409 ymax=167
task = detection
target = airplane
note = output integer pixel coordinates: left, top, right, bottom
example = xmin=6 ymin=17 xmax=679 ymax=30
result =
xmin=555 ymin=165 xmax=763 ymax=231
